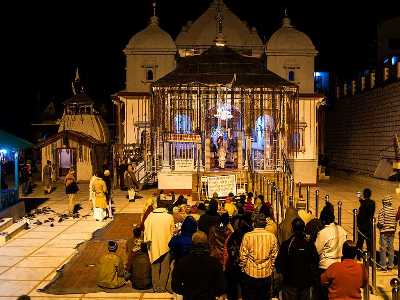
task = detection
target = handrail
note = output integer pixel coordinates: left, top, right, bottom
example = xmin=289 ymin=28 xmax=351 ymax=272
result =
xmin=281 ymin=151 xmax=293 ymax=177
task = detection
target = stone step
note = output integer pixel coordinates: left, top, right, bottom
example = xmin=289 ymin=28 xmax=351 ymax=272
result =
xmin=0 ymin=220 xmax=27 ymax=245
xmin=0 ymin=218 xmax=13 ymax=232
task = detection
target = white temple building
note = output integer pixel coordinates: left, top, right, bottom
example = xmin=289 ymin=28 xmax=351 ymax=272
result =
xmin=113 ymin=0 xmax=324 ymax=187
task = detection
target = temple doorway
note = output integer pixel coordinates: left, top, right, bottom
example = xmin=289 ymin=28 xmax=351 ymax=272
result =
xmin=252 ymin=114 xmax=274 ymax=170
xmin=208 ymin=104 xmax=240 ymax=169
xmin=58 ymin=148 xmax=76 ymax=177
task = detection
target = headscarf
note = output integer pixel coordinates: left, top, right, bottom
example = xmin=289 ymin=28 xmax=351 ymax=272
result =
xmin=278 ymin=206 xmax=299 ymax=243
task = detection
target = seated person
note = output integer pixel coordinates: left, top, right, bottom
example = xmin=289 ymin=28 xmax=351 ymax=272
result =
xmin=126 ymin=227 xmax=143 ymax=270
xmin=97 ymin=241 xmax=126 ymax=289
xmin=129 ymin=243 xmax=152 ymax=290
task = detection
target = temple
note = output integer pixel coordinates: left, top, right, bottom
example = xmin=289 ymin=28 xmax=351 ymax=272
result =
xmin=113 ymin=0 xmax=324 ymax=196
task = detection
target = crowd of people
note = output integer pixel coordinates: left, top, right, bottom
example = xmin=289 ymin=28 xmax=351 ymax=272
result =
xmin=93 ymin=187 xmax=399 ymax=300
xmin=35 ymin=161 xmax=399 ymax=299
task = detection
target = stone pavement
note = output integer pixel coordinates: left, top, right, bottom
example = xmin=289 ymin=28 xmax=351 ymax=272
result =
xmin=0 ymin=171 xmax=398 ymax=299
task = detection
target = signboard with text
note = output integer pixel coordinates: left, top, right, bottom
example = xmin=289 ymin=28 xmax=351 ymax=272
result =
xmin=174 ymin=159 xmax=194 ymax=171
xmin=207 ymin=175 xmax=237 ymax=198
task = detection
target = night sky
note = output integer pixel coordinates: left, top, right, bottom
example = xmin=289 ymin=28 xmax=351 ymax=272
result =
xmin=2 ymin=0 xmax=399 ymax=140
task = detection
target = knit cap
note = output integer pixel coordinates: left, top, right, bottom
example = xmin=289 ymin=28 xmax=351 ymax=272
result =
xmin=383 ymin=195 xmax=393 ymax=205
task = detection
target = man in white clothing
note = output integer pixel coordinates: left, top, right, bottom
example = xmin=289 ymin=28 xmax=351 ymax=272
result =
xmin=144 ymin=207 xmax=175 ymax=292
xmin=315 ymin=203 xmax=347 ymax=300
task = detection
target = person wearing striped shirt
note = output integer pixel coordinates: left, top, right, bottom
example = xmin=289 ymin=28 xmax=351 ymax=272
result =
xmin=377 ymin=195 xmax=397 ymax=271
xmin=239 ymin=212 xmax=278 ymax=300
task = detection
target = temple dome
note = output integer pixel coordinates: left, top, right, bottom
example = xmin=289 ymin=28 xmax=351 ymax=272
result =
xmin=126 ymin=16 xmax=176 ymax=52
xmin=266 ymin=17 xmax=317 ymax=54
xmin=175 ymin=1 xmax=263 ymax=54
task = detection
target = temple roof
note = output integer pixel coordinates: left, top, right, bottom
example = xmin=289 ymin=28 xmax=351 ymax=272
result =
xmin=154 ymin=46 xmax=297 ymax=88
xmin=63 ymin=94 xmax=94 ymax=105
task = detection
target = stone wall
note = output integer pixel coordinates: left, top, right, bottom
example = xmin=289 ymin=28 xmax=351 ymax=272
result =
xmin=326 ymin=81 xmax=400 ymax=174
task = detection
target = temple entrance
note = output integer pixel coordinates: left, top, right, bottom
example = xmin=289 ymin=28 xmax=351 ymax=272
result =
xmin=58 ymin=148 xmax=76 ymax=177
xmin=208 ymin=104 xmax=240 ymax=169
xmin=252 ymin=115 xmax=274 ymax=170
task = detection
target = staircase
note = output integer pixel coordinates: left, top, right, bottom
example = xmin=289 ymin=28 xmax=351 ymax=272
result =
xmin=0 ymin=217 xmax=27 ymax=245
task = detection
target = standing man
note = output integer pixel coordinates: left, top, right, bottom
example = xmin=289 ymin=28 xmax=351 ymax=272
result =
xmin=144 ymin=207 xmax=175 ymax=292
xmin=377 ymin=195 xmax=397 ymax=271
xmin=356 ymin=188 xmax=375 ymax=256
xmin=43 ymin=160 xmax=53 ymax=194
xmin=315 ymin=203 xmax=348 ymax=300
xmin=239 ymin=213 xmax=278 ymax=300
xmin=321 ymin=240 xmax=368 ymax=299
xmin=124 ymin=164 xmax=139 ymax=202
xmin=276 ymin=218 xmax=319 ymax=300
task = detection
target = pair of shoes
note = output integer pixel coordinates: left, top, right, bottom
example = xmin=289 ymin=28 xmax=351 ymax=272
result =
xmin=387 ymin=266 xmax=394 ymax=271
xmin=378 ymin=267 xmax=387 ymax=272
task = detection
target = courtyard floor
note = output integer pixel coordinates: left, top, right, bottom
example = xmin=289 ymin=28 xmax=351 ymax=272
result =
xmin=0 ymin=170 xmax=398 ymax=299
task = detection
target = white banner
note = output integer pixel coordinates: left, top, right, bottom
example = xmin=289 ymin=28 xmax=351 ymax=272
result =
xmin=174 ymin=159 xmax=194 ymax=171
xmin=207 ymin=175 xmax=237 ymax=198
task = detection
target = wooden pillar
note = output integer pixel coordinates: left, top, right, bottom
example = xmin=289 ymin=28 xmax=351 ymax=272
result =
xmin=205 ymin=138 xmax=211 ymax=170
xmin=237 ymin=133 xmax=243 ymax=169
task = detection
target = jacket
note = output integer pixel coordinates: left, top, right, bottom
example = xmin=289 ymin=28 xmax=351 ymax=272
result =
xmin=172 ymin=244 xmax=226 ymax=300
xmin=357 ymin=198 xmax=375 ymax=233
xmin=315 ymin=223 xmax=348 ymax=270
xmin=377 ymin=204 xmax=397 ymax=234
xmin=93 ymin=178 xmax=108 ymax=209
xmin=144 ymin=208 xmax=175 ymax=263
xmin=169 ymin=216 xmax=198 ymax=261
xmin=209 ymin=224 xmax=232 ymax=266
xmin=321 ymin=259 xmax=368 ymax=300
xmin=130 ymin=251 xmax=152 ymax=290
xmin=124 ymin=170 xmax=138 ymax=189
xmin=96 ymin=253 xmax=126 ymax=289
xmin=275 ymin=233 xmax=319 ymax=288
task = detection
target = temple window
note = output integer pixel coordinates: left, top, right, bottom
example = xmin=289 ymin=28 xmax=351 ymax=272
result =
xmin=292 ymin=122 xmax=307 ymax=152
xmin=288 ymin=70 xmax=295 ymax=81
xmin=146 ymin=68 xmax=154 ymax=82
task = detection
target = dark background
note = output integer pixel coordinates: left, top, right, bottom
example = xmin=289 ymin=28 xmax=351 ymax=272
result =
xmin=2 ymin=0 xmax=399 ymax=139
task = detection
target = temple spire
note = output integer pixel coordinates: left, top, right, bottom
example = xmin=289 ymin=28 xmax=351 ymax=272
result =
xmin=214 ymin=0 xmax=226 ymax=46
xmin=150 ymin=2 xmax=159 ymax=25
xmin=72 ymin=67 xmax=85 ymax=96
xmin=282 ymin=8 xmax=292 ymax=27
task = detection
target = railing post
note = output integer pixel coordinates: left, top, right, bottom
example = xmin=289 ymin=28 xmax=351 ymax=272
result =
xmin=270 ymin=182 xmax=275 ymax=206
xmin=362 ymin=251 xmax=370 ymax=300
xmin=279 ymin=191 xmax=284 ymax=219
xmin=306 ymin=186 xmax=310 ymax=211
xmin=315 ymin=189 xmax=319 ymax=217
xmin=353 ymin=209 xmax=358 ymax=242
xmin=372 ymin=217 xmax=377 ymax=293
xmin=337 ymin=201 xmax=342 ymax=226
xmin=391 ymin=278 xmax=400 ymax=300
xmin=266 ymin=179 xmax=271 ymax=202
xmin=298 ymin=181 xmax=302 ymax=199
xmin=290 ymin=176 xmax=294 ymax=199
xmin=274 ymin=186 xmax=279 ymax=223
xmin=275 ymin=188 xmax=279 ymax=223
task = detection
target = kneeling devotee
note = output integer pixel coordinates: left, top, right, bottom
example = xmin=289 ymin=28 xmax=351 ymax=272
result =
xmin=97 ymin=241 xmax=126 ymax=289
